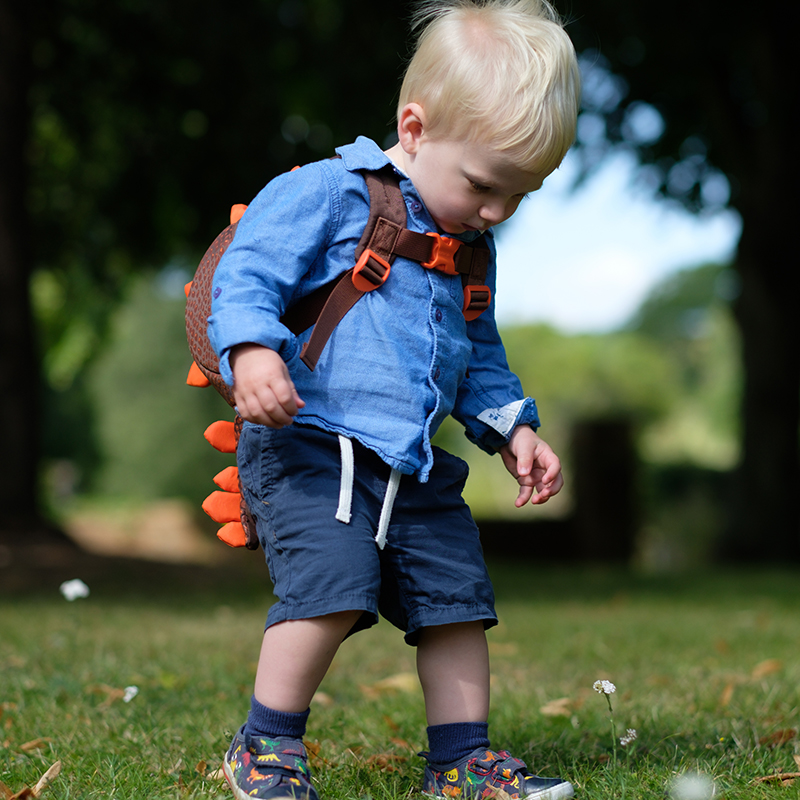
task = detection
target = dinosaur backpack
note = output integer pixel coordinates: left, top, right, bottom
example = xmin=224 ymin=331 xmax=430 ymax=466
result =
xmin=184 ymin=164 xmax=492 ymax=549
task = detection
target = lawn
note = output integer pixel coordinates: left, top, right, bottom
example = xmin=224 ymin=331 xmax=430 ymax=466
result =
xmin=2 ymin=553 xmax=799 ymax=799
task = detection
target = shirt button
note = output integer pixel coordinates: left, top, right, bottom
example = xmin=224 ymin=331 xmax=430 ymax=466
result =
xmin=435 ymin=308 xmax=443 ymax=323
xmin=410 ymin=201 xmax=423 ymax=213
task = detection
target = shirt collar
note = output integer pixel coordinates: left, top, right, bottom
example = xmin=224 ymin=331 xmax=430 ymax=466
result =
xmin=335 ymin=136 xmax=394 ymax=173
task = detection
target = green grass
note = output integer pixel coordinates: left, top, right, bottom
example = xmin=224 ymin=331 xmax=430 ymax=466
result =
xmin=2 ymin=559 xmax=800 ymax=799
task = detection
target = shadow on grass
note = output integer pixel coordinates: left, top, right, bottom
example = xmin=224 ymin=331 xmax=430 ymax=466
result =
xmin=3 ymin=534 xmax=799 ymax=611
xmin=488 ymin=557 xmax=800 ymax=608
xmin=0 ymin=538 xmax=269 ymax=607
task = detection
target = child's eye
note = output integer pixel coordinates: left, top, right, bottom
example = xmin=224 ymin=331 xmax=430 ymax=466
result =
xmin=469 ymin=180 xmax=490 ymax=193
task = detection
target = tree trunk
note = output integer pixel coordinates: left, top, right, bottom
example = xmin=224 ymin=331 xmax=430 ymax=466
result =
xmin=0 ymin=1 xmax=64 ymax=542
xmin=724 ymin=209 xmax=800 ymax=561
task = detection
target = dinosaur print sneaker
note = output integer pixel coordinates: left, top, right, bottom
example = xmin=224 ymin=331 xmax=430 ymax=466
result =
xmin=222 ymin=725 xmax=318 ymax=800
xmin=421 ymin=747 xmax=574 ymax=800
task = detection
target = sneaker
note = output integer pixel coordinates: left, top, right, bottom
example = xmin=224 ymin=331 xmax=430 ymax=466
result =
xmin=421 ymin=747 xmax=574 ymax=800
xmin=222 ymin=725 xmax=318 ymax=800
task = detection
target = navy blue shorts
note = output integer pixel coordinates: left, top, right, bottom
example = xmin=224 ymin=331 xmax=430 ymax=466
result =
xmin=237 ymin=423 xmax=497 ymax=645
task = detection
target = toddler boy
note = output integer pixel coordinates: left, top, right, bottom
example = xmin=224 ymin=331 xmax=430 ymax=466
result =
xmin=209 ymin=1 xmax=581 ymax=798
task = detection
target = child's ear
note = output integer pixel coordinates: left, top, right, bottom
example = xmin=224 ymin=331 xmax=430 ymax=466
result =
xmin=397 ymin=103 xmax=427 ymax=154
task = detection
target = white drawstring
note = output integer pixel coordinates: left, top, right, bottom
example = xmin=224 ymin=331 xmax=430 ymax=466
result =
xmin=335 ymin=435 xmax=354 ymax=523
xmin=335 ymin=435 xmax=401 ymax=549
xmin=375 ymin=468 xmax=402 ymax=550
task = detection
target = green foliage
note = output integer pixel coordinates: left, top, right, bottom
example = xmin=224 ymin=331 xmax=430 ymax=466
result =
xmin=435 ymin=323 xmax=680 ymax=519
xmin=2 ymin=563 xmax=799 ymax=798
xmin=628 ymin=264 xmax=741 ymax=469
xmin=82 ymin=269 xmax=233 ymax=506
xmin=28 ymin=0 xmax=408 ymax=380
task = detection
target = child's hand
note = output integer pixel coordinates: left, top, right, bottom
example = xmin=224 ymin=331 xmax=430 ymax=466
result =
xmin=499 ymin=425 xmax=563 ymax=508
xmin=230 ymin=344 xmax=305 ymax=428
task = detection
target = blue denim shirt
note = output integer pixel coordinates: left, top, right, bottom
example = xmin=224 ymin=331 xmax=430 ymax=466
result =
xmin=208 ymin=137 xmax=540 ymax=481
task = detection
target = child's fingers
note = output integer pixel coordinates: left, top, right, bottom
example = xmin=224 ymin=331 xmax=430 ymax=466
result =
xmin=235 ymin=385 xmax=297 ymax=428
xmin=514 ymin=481 xmax=536 ymax=507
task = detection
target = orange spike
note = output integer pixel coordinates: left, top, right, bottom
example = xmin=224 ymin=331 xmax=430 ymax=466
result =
xmin=184 ymin=280 xmax=193 ymax=298
xmin=213 ymin=465 xmax=240 ymax=493
xmin=230 ymin=204 xmax=248 ymax=225
xmin=186 ymin=361 xmax=211 ymax=388
xmin=204 ymin=420 xmax=237 ymax=453
xmin=202 ymin=490 xmax=242 ymax=523
xmin=217 ymin=521 xmax=248 ymax=548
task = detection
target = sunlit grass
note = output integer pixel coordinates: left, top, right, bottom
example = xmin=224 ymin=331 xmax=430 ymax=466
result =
xmin=2 ymin=562 xmax=799 ymax=798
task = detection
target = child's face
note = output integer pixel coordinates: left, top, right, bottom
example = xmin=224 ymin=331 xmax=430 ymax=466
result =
xmin=405 ymin=136 xmax=552 ymax=235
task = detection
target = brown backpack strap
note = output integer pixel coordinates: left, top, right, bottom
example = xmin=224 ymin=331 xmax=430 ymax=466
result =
xmin=299 ymin=167 xmax=407 ymax=370
xmin=187 ymin=167 xmax=494 ymax=383
xmin=298 ymin=168 xmax=494 ymax=368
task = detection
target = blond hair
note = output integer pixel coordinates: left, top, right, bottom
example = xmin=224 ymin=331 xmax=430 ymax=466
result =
xmin=398 ymin=0 xmax=581 ymax=173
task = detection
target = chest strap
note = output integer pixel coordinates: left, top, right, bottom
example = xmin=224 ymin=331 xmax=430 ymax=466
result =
xmin=297 ymin=167 xmax=491 ymax=371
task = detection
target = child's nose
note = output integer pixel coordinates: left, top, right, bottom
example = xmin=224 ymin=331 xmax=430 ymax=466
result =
xmin=479 ymin=200 xmax=509 ymax=226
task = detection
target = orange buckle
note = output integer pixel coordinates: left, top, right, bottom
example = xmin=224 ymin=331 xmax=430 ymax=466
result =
xmin=422 ymin=233 xmax=461 ymax=276
xmin=352 ymin=248 xmax=391 ymax=293
xmin=463 ymin=285 xmax=491 ymax=321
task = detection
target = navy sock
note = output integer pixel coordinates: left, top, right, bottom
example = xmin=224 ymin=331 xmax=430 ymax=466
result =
xmin=426 ymin=721 xmax=490 ymax=766
xmin=245 ymin=696 xmax=310 ymax=740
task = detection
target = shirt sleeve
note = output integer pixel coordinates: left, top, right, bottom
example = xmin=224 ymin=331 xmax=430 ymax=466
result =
xmin=207 ymin=161 xmax=341 ymax=385
xmin=450 ymin=242 xmax=541 ymax=452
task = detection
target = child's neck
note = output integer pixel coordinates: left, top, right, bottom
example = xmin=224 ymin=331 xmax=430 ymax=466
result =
xmin=384 ymin=142 xmax=409 ymax=174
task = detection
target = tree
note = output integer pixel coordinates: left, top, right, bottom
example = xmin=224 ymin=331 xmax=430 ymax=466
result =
xmin=0 ymin=2 xmax=50 ymax=539
xmin=5 ymin=0 xmax=797 ymax=561
xmin=565 ymin=1 xmax=799 ymax=560
xmin=2 ymin=0 xmax=408 ymax=540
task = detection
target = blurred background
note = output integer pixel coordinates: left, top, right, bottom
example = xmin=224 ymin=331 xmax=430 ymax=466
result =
xmin=1 ymin=0 xmax=795 ymax=572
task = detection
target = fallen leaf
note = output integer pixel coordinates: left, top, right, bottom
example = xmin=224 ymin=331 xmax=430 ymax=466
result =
xmin=6 ymin=761 xmax=62 ymax=799
xmin=304 ymin=740 xmax=330 ymax=769
xmin=365 ymin=753 xmax=407 ymax=772
xmin=206 ymin=768 xmax=226 ymax=781
xmin=389 ymin=737 xmax=413 ymax=751
xmin=0 ymin=780 xmax=13 ymax=800
xmin=758 ymin=729 xmax=797 ymax=747
xmin=539 ymin=697 xmax=573 ymax=717
xmin=31 ymin=762 xmax=61 ymax=798
xmin=751 ymin=659 xmax=783 ymax=679
xmin=718 ymin=682 xmax=735 ymax=708
xmin=86 ymin=684 xmax=126 ymax=707
xmin=19 ymin=739 xmax=53 ymax=753
xmin=794 ymin=754 xmax=800 ymax=769
xmin=195 ymin=760 xmax=207 ymax=776
xmin=383 ymin=714 xmax=400 ymax=732
xmin=359 ymin=673 xmax=418 ymax=699
xmin=754 ymin=772 xmax=800 ymax=786
xmin=305 ymin=741 xmax=321 ymax=759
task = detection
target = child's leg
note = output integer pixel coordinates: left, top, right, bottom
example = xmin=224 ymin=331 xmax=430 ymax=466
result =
xmin=416 ymin=621 xmax=575 ymax=799
xmin=416 ymin=620 xmax=490 ymax=725
xmin=253 ymin=609 xmax=362 ymax=713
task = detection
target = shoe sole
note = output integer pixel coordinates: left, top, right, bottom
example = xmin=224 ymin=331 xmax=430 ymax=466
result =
xmin=222 ymin=758 xmax=247 ymax=800
xmin=423 ymin=781 xmax=575 ymax=800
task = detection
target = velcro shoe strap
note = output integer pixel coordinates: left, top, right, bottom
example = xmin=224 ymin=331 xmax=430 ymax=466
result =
xmin=469 ymin=750 xmax=527 ymax=779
